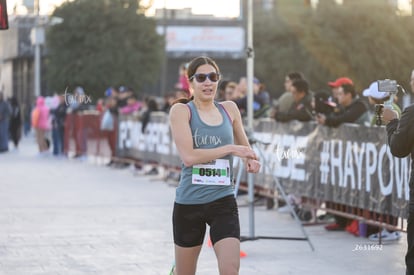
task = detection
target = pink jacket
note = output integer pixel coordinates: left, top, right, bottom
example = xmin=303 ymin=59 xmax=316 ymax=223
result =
xmin=34 ymin=97 xmax=50 ymax=130
xmin=120 ymin=102 xmax=142 ymax=115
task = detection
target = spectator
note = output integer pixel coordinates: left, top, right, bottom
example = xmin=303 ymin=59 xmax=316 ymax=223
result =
xmin=316 ymin=83 xmax=369 ymax=127
xmin=215 ymin=80 xmax=230 ymax=102
xmin=175 ymin=89 xmax=189 ymax=101
xmin=276 ymin=72 xmax=304 ymax=113
xmin=361 ymin=81 xmax=402 ymax=242
xmin=234 ymin=77 xmax=270 ymax=118
xmin=175 ymin=63 xmax=191 ymax=98
xmin=223 ymin=81 xmax=238 ymax=101
xmin=0 ymin=92 xmax=11 ymax=153
xmin=31 ymin=96 xmax=50 ymax=156
xmin=9 ymin=96 xmax=22 ymax=150
xmin=23 ymin=100 xmax=33 ymax=136
xmin=216 ymin=80 xmax=237 ymax=102
xmin=50 ymin=94 xmax=67 ymax=156
xmin=162 ymin=92 xmax=176 ymax=113
xmin=120 ymin=94 xmax=142 ymax=115
xmin=96 ymin=98 xmax=104 ymax=113
xmin=100 ymin=96 xmax=118 ymax=166
xmin=117 ymin=86 xmax=133 ymax=108
xmin=274 ymin=79 xmax=313 ymax=122
xmin=141 ymin=97 xmax=158 ymax=134
xmin=316 ymin=82 xmax=369 ymax=233
xmin=362 ymin=81 xmax=401 ymax=126
xmin=327 ymin=76 xmax=354 ymax=105
xmin=402 ymin=69 xmax=414 ymax=108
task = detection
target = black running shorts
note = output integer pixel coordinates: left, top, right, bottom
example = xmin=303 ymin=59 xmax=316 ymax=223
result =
xmin=173 ymin=195 xmax=240 ymax=247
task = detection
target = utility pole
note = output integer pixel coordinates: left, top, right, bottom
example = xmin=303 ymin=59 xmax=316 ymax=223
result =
xmin=32 ymin=0 xmax=43 ymax=98
xmin=246 ymin=0 xmax=255 ymax=238
xmin=160 ymin=0 xmax=167 ymax=97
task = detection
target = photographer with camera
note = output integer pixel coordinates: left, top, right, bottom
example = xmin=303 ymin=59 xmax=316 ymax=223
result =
xmin=383 ymin=102 xmax=414 ymax=274
xmin=362 ymin=81 xmax=401 ymax=127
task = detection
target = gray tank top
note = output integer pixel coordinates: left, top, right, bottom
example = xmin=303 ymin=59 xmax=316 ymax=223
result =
xmin=175 ymin=101 xmax=235 ymax=204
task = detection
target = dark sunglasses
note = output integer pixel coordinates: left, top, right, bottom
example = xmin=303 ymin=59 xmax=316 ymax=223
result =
xmin=189 ymin=72 xmax=220 ymax=83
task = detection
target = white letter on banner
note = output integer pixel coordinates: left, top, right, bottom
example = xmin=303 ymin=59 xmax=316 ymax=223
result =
xmin=319 ymin=141 xmax=330 ymax=185
xmin=291 ymin=136 xmax=308 ymax=181
xmin=343 ymin=141 xmax=356 ymax=189
xmin=394 ymin=156 xmax=410 ymax=201
xmin=365 ymin=142 xmax=377 ymax=192
xmin=330 ymin=140 xmax=343 ymax=187
xmin=125 ymin=120 xmax=134 ymax=148
xmin=353 ymin=142 xmax=365 ymax=191
xmin=157 ymin=123 xmax=170 ymax=155
xmin=377 ymin=144 xmax=393 ymax=196
xmin=138 ymin=121 xmax=146 ymax=151
xmin=267 ymin=136 xmax=280 ymax=177
xmin=275 ymin=135 xmax=291 ymax=178
xmin=146 ymin=123 xmax=157 ymax=152
xmin=118 ymin=120 xmax=128 ymax=149
xmin=131 ymin=120 xmax=142 ymax=150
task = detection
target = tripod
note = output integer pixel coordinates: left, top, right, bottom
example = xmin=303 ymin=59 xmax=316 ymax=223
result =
xmin=234 ymin=136 xmax=315 ymax=251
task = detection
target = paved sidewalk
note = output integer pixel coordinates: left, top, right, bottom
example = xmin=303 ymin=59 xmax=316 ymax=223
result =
xmin=0 ymin=136 xmax=407 ymax=275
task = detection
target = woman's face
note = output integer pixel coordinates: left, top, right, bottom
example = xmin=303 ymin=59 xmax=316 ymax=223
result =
xmin=189 ymin=64 xmax=219 ymax=101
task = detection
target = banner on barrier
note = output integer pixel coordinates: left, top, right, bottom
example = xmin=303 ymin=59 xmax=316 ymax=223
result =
xmin=117 ymin=113 xmax=411 ymax=218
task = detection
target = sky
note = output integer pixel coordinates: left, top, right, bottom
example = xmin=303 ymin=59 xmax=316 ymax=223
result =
xmin=6 ymin=0 xmax=241 ymax=17
xmin=5 ymin=0 xmax=411 ymax=17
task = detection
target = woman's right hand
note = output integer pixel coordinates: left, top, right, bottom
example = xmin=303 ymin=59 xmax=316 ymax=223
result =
xmin=231 ymin=145 xmax=258 ymax=160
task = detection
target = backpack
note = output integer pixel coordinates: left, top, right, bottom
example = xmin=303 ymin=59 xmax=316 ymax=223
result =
xmin=31 ymin=108 xmax=40 ymax=128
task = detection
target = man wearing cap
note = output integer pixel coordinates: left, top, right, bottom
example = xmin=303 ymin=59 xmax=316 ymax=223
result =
xmin=316 ymin=83 xmax=369 ymax=127
xmin=362 ymin=81 xmax=401 ymax=126
xmin=328 ymin=77 xmax=354 ymax=104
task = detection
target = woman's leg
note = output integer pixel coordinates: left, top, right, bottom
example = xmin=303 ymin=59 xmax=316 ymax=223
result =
xmin=208 ymin=195 xmax=241 ymax=275
xmin=35 ymin=128 xmax=42 ymax=151
xmin=173 ymin=202 xmax=205 ymax=275
xmin=174 ymin=244 xmax=202 ymax=275
xmin=214 ymin=237 xmax=240 ymax=275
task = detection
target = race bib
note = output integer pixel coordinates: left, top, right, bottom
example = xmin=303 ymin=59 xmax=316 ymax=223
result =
xmin=192 ymin=159 xmax=231 ymax=185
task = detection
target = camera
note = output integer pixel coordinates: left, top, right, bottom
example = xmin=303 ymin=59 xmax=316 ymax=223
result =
xmin=375 ymin=79 xmax=399 ymax=126
xmin=313 ymin=91 xmax=336 ymax=115
xmin=377 ymin=79 xmax=398 ymax=93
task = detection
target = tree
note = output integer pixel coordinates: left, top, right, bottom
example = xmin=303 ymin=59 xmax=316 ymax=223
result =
xmin=253 ymin=1 xmax=414 ymax=98
xmin=45 ymin=0 xmax=164 ymax=99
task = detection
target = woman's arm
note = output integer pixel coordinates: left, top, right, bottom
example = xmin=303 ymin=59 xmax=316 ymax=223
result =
xmin=169 ymin=103 xmax=257 ymax=167
xmin=385 ymin=105 xmax=414 ymax=158
xmin=222 ymin=101 xmax=261 ymax=173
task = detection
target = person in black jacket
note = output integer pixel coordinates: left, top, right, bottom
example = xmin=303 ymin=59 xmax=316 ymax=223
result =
xmin=384 ymin=104 xmax=414 ymax=275
xmin=274 ymin=78 xmax=313 ymax=122
xmin=316 ymin=83 xmax=369 ymax=127
xmin=51 ymin=95 xmax=67 ymax=156
xmin=9 ymin=96 xmax=21 ymax=150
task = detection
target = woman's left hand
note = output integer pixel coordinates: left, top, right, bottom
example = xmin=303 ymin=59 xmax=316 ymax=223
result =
xmin=246 ymin=159 xmax=261 ymax=173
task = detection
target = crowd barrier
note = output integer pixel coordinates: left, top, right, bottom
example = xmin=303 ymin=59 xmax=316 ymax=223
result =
xmin=64 ymin=111 xmax=114 ymax=160
xmin=64 ymin=111 xmax=412 ymax=230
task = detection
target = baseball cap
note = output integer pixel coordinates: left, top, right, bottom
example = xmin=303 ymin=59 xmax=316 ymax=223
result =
xmin=362 ymin=81 xmax=389 ymax=99
xmin=328 ymin=77 xmax=354 ymax=88
xmin=105 ymin=87 xmax=113 ymax=97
